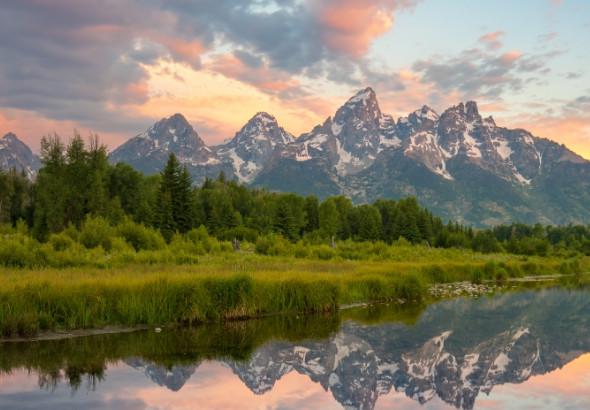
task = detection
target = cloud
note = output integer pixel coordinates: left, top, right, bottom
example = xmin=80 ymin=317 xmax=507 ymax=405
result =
xmin=504 ymin=95 xmax=590 ymax=159
xmin=313 ymin=0 xmax=415 ymax=58
xmin=158 ymin=0 xmax=419 ymax=77
xmin=538 ymin=32 xmax=559 ymax=42
xmin=0 ymin=0 xmax=420 ymax=145
xmin=412 ymin=46 xmax=556 ymax=99
xmin=479 ymin=31 xmax=504 ymax=50
xmin=0 ymin=0 xmax=196 ymax=138
xmin=207 ymin=53 xmax=307 ymax=99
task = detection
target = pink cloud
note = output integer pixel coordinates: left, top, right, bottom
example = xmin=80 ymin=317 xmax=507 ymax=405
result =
xmin=207 ymin=53 xmax=304 ymax=98
xmin=479 ymin=31 xmax=504 ymax=50
xmin=500 ymin=50 xmax=523 ymax=64
xmin=314 ymin=0 xmax=417 ymax=58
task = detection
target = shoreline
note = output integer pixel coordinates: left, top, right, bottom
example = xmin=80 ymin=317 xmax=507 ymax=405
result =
xmin=2 ymin=273 xmax=585 ymax=343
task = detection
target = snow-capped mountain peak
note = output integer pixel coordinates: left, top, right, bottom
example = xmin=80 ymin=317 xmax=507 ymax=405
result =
xmin=414 ymin=105 xmax=440 ymax=122
xmin=232 ymin=112 xmax=294 ymax=147
xmin=283 ymin=87 xmax=398 ymax=176
xmin=216 ymin=111 xmax=294 ymax=183
xmin=0 ymin=132 xmax=40 ymax=178
xmin=335 ymin=86 xmax=381 ymax=125
xmin=109 ymin=113 xmax=218 ymax=174
xmin=100 ymin=87 xmax=590 ymax=226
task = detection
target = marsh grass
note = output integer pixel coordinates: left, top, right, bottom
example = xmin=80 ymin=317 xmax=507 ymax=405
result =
xmin=1 ymin=248 xmax=586 ymax=338
xmin=1 ymin=222 xmax=587 ymax=337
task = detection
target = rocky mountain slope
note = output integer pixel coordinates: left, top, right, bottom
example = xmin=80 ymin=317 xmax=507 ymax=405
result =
xmin=0 ymin=133 xmax=40 ymax=178
xmin=107 ymin=87 xmax=590 ymax=226
xmin=3 ymin=88 xmax=589 ymax=225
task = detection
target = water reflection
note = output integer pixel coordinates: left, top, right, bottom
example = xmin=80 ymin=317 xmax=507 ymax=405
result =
xmin=1 ymin=288 xmax=590 ymax=409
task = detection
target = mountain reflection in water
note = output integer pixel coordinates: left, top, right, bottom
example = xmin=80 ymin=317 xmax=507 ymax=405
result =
xmin=1 ymin=288 xmax=590 ymax=410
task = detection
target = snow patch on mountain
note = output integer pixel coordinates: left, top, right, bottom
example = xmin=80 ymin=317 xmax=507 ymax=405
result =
xmin=463 ymin=122 xmax=482 ymax=158
xmin=492 ymin=137 xmax=512 ymax=160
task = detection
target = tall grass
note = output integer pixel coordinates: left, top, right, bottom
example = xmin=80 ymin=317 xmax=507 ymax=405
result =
xmin=0 ymin=219 xmax=587 ymax=338
xmin=0 ymin=270 xmax=429 ymax=337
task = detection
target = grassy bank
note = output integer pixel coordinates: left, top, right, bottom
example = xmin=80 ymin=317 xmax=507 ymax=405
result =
xmin=1 ymin=250 xmax=587 ymax=338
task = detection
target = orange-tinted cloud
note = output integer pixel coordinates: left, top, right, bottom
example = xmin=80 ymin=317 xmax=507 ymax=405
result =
xmin=207 ymin=53 xmax=302 ymax=96
xmin=139 ymin=60 xmax=335 ymax=144
xmin=500 ymin=50 xmax=523 ymax=64
xmin=479 ymin=31 xmax=505 ymax=50
xmin=314 ymin=0 xmax=416 ymax=58
xmin=152 ymin=35 xmax=205 ymax=68
xmin=0 ymin=108 xmax=127 ymax=151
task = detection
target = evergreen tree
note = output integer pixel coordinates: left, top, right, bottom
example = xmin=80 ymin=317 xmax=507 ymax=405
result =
xmin=273 ymin=194 xmax=305 ymax=240
xmin=154 ymin=153 xmax=195 ymax=237
xmin=304 ymin=196 xmax=320 ymax=233
xmin=86 ymin=134 xmax=109 ymax=217
xmin=175 ymin=166 xmax=194 ymax=233
xmin=64 ymin=133 xmax=89 ymax=227
xmin=353 ymin=205 xmax=382 ymax=241
xmin=155 ymin=189 xmax=175 ymax=242
xmin=33 ymin=134 xmax=67 ymax=239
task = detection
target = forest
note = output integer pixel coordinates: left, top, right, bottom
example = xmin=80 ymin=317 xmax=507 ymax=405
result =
xmin=1 ymin=133 xmax=589 ymax=262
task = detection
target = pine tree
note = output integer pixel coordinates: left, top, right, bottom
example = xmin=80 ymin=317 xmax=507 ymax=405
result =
xmin=65 ymin=133 xmax=89 ymax=227
xmin=273 ymin=194 xmax=305 ymax=240
xmin=155 ymin=153 xmax=181 ymax=238
xmin=33 ymin=134 xmax=67 ymax=239
xmin=355 ymin=205 xmax=382 ymax=241
xmin=86 ymin=134 xmax=109 ymax=217
xmin=175 ymin=166 xmax=194 ymax=233
xmin=304 ymin=196 xmax=320 ymax=233
xmin=155 ymin=189 xmax=175 ymax=242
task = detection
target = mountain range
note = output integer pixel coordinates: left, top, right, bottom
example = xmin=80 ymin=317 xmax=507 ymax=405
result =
xmin=3 ymin=87 xmax=590 ymax=226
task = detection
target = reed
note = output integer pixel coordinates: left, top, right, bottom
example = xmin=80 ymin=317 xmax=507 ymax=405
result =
xmin=1 ymin=251 xmax=585 ymax=338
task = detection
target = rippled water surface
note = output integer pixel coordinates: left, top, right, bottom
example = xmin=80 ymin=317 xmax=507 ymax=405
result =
xmin=2 ymin=288 xmax=590 ymax=410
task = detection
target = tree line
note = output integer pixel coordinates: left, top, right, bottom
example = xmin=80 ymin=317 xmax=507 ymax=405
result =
xmin=1 ymin=134 xmax=589 ymax=257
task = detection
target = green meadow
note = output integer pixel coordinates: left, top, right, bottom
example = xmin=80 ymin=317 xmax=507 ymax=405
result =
xmin=1 ymin=232 xmax=586 ymax=338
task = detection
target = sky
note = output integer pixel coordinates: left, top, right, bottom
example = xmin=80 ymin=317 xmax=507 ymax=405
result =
xmin=0 ymin=0 xmax=589 ymax=158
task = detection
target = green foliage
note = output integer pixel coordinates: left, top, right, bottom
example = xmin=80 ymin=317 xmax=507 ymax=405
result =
xmin=79 ymin=216 xmax=114 ymax=251
xmin=14 ymin=131 xmax=590 ymax=258
xmin=319 ymin=198 xmax=340 ymax=238
xmin=116 ymin=219 xmax=165 ymax=251
xmin=255 ymin=234 xmax=291 ymax=256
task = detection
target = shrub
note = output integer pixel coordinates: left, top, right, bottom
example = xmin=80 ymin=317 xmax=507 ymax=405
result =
xmin=255 ymin=234 xmax=290 ymax=256
xmin=294 ymin=242 xmax=310 ymax=258
xmin=396 ymin=273 xmax=426 ymax=302
xmin=0 ymin=235 xmax=45 ymax=268
xmin=424 ymin=265 xmax=449 ymax=283
xmin=48 ymin=232 xmax=75 ymax=251
xmin=79 ymin=216 xmax=115 ymax=251
xmin=314 ymin=245 xmax=335 ymax=260
xmin=470 ymin=267 xmax=484 ymax=284
xmin=217 ymin=226 xmax=259 ymax=243
xmin=117 ymin=220 xmax=165 ymax=251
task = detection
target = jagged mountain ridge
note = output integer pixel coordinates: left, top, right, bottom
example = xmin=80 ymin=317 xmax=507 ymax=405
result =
xmin=0 ymin=133 xmax=40 ymax=178
xmin=3 ymin=88 xmax=589 ymax=226
xmin=123 ymin=289 xmax=590 ymax=410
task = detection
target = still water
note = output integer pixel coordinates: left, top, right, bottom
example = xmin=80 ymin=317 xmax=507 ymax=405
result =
xmin=1 ymin=288 xmax=590 ymax=410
